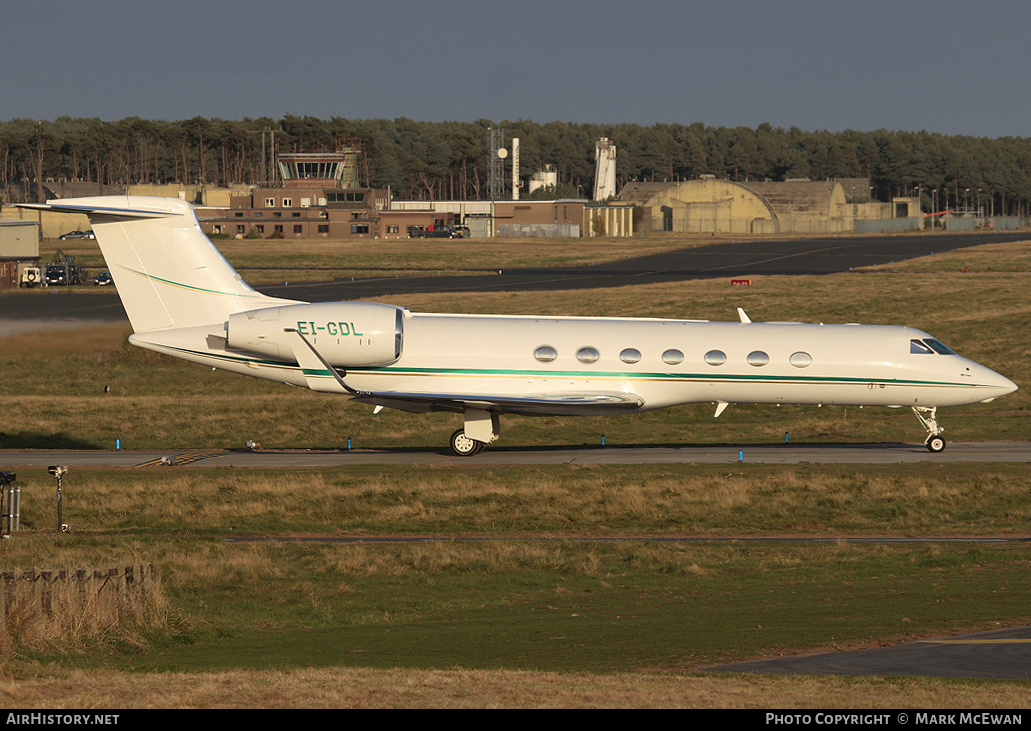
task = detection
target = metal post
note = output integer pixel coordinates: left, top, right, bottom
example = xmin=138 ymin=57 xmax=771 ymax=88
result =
xmin=9 ymin=485 xmax=19 ymax=533
xmin=48 ymin=466 xmax=67 ymax=533
xmin=0 ymin=472 xmax=15 ymax=537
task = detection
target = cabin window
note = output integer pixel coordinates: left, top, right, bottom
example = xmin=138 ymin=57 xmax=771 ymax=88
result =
xmin=661 ymin=349 xmax=684 ymax=365
xmin=789 ymin=352 xmax=812 ymax=368
xmin=923 ymin=339 xmax=956 ymax=355
xmin=619 ymin=348 xmax=642 ymax=364
xmin=910 ymin=339 xmax=934 ymax=354
xmin=747 ymin=350 xmax=770 ymax=367
xmin=576 ymin=347 xmax=600 ymax=364
xmin=704 ymin=349 xmax=727 ymax=366
xmin=534 ymin=345 xmax=558 ymax=363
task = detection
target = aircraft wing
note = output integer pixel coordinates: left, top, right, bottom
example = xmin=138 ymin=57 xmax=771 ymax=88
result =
xmin=350 ymin=389 xmax=646 ymax=416
xmin=282 ymin=327 xmax=644 ymax=415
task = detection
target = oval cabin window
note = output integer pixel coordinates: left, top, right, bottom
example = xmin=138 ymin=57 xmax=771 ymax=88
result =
xmin=789 ymin=352 xmax=812 ymax=368
xmin=661 ymin=349 xmax=684 ymax=365
xmin=747 ymin=350 xmax=770 ymax=367
xmin=619 ymin=348 xmax=642 ymax=364
xmin=576 ymin=347 xmax=600 ymax=364
xmin=534 ymin=345 xmax=558 ymax=363
xmin=704 ymin=350 xmax=727 ymax=366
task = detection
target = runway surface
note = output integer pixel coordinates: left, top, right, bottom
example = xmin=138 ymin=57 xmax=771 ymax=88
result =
xmin=701 ymin=625 xmax=1031 ymax=679
xmin=0 ymin=441 xmax=1028 ymax=468
xmin=1 ymin=230 xmax=1025 ymax=328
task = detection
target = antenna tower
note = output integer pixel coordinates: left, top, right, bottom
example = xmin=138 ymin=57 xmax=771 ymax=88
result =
xmin=488 ymin=126 xmax=506 ymax=200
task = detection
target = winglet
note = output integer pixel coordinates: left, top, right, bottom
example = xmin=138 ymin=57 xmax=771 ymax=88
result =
xmin=737 ymin=308 xmax=751 ymax=323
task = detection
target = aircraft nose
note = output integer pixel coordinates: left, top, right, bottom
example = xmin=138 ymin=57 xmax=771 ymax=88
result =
xmin=997 ymin=373 xmax=1019 ymax=396
xmin=977 ymin=365 xmax=1018 ymax=400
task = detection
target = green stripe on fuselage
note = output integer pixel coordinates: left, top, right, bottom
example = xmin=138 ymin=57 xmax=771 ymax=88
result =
xmin=158 ymin=345 xmax=975 ymax=390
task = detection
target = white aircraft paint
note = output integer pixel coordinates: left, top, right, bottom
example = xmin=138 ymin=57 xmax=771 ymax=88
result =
xmin=20 ymin=196 xmax=1018 ymax=456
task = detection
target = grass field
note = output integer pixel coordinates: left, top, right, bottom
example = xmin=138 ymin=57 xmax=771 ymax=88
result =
xmin=39 ymin=231 xmax=712 ymax=285
xmin=0 ymin=234 xmax=1029 ymax=708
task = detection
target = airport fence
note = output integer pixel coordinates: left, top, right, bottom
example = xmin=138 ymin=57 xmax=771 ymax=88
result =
xmin=0 ymin=564 xmax=162 ymax=648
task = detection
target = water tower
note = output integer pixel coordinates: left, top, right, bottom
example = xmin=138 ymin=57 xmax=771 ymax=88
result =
xmin=593 ymin=138 xmax=617 ymax=200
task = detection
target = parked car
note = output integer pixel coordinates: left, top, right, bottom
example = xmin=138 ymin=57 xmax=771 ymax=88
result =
xmin=407 ymin=225 xmax=463 ymax=239
xmin=19 ymin=266 xmax=45 ymax=288
xmin=93 ymin=271 xmax=113 ymax=286
xmin=59 ymin=230 xmax=95 ymax=240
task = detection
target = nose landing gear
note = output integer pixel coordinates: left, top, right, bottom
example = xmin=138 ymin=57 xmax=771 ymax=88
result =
xmin=913 ymin=406 xmax=946 ymax=453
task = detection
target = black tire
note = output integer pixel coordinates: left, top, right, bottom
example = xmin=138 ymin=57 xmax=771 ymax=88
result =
xmin=926 ymin=435 xmax=946 ymax=453
xmin=450 ymin=429 xmax=483 ymax=457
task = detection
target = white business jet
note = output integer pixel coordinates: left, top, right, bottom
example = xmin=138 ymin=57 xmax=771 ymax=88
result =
xmin=22 ymin=196 xmax=1017 ymax=456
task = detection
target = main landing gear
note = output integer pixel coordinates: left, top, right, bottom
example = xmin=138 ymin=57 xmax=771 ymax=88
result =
xmin=450 ymin=429 xmax=486 ymax=456
xmin=449 ymin=409 xmax=501 ymax=457
xmin=912 ymin=406 xmax=946 ymax=453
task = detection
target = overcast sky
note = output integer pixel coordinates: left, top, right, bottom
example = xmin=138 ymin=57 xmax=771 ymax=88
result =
xmin=4 ymin=0 xmax=1030 ymax=137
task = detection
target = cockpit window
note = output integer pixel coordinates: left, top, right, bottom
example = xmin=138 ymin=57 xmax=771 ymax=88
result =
xmin=911 ymin=338 xmax=956 ymax=355
xmin=923 ymin=338 xmax=956 ymax=355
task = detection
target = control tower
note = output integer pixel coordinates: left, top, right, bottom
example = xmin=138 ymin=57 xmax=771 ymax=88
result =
xmin=278 ymin=143 xmax=362 ymax=188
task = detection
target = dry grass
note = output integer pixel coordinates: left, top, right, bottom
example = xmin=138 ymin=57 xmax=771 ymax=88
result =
xmin=0 ymin=326 xmax=132 ymax=358
xmin=38 ymin=230 xmax=768 ymax=285
xmin=0 ymin=566 xmax=170 ymax=657
xmin=0 ymin=665 xmax=1026 ymax=709
xmin=6 ymin=463 xmax=1031 ymax=539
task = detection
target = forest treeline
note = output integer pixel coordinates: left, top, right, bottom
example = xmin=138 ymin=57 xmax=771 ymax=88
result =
xmin=3 ymin=115 xmax=1031 ymax=215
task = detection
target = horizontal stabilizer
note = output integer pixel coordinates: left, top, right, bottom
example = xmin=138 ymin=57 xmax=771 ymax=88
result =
xmin=20 ymin=196 xmax=298 ymax=332
xmin=18 ymin=199 xmax=179 ymax=219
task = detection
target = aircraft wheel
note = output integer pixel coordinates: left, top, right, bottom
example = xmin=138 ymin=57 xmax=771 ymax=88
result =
xmin=926 ymin=435 xmax=946 ymax=453
xmin=450 ymin=429 xmax=484 ymax=457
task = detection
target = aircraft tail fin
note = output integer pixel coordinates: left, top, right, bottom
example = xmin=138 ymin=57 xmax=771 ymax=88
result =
xmin=23 ymin=196 xmax=296 ymax=332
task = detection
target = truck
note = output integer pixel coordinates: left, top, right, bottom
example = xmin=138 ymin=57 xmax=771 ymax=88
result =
xmin=44 ymin=250 xmax=87 ymax=286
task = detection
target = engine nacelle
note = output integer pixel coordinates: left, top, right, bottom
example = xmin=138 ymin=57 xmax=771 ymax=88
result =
xmin=226 ymin=302 xmax=404 ymax=367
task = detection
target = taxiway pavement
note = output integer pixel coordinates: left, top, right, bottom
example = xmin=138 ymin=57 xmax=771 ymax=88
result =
xmin=701 ymin=625 xmax=1031 ymax=679
xmin=0 ymin=441 xmax=1027 ymax=468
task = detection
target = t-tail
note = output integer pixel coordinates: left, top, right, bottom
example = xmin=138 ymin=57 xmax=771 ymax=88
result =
xmin=21 ymin=196 xmax=296 ymax=332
